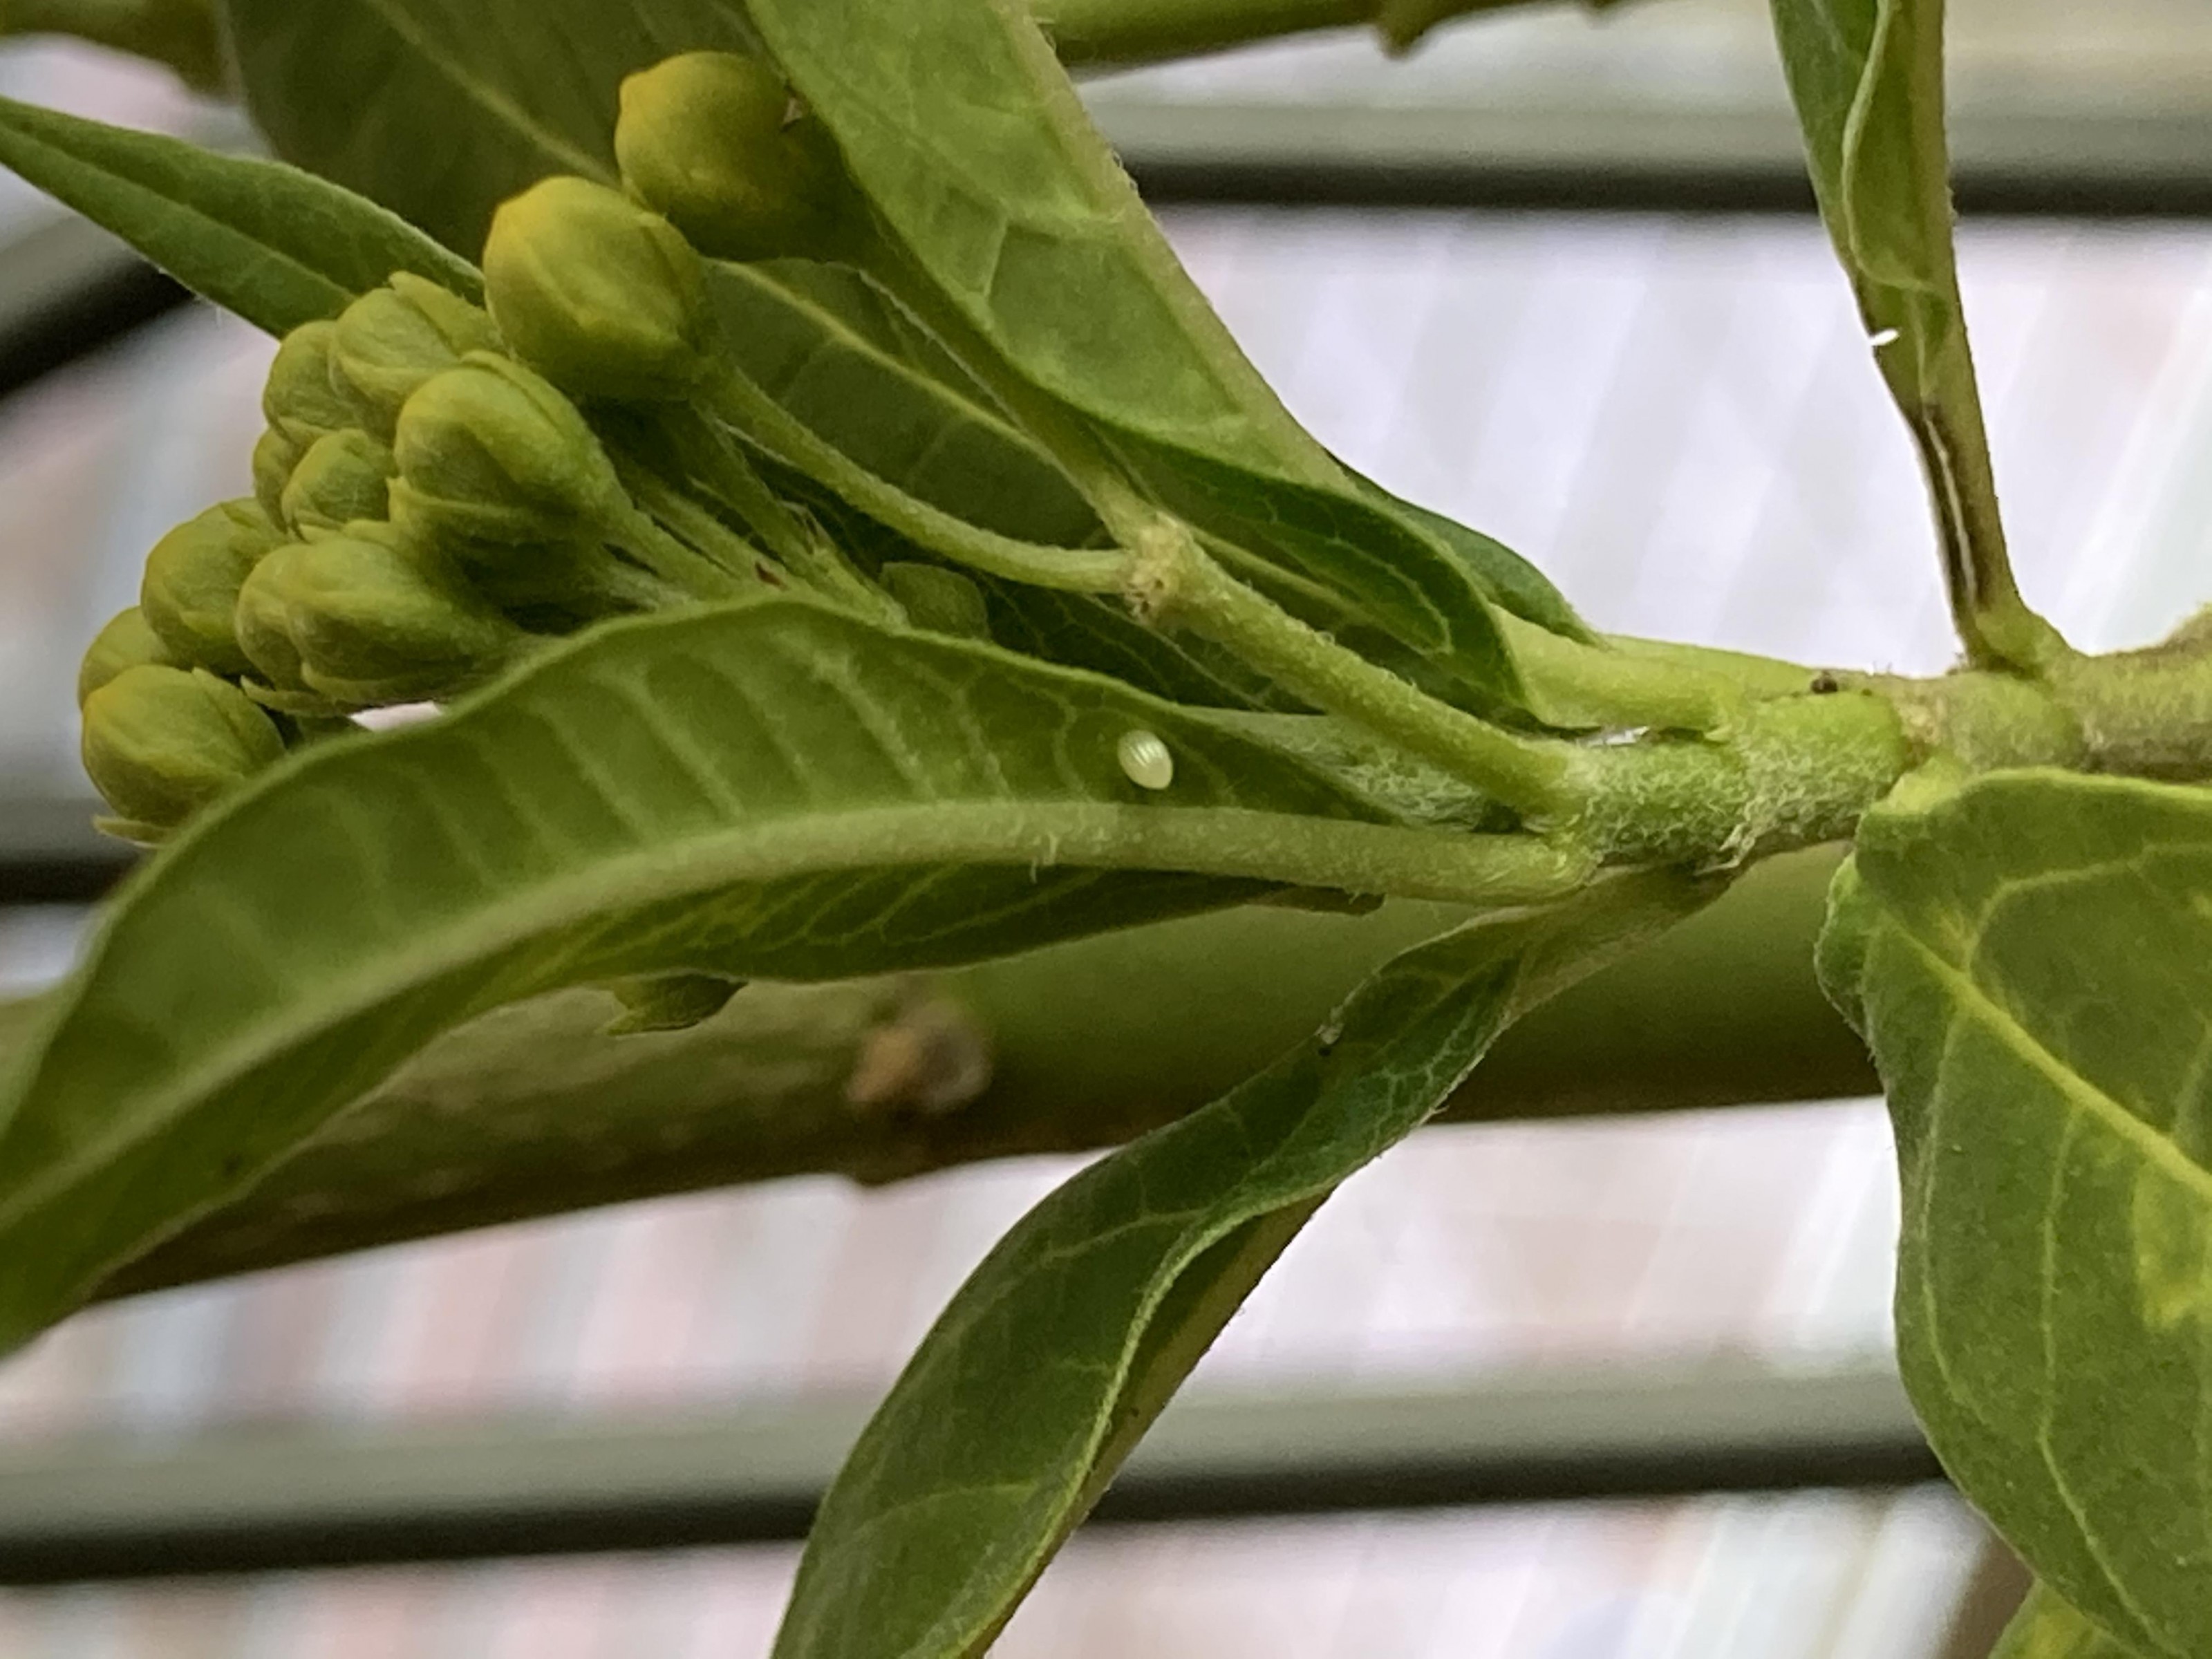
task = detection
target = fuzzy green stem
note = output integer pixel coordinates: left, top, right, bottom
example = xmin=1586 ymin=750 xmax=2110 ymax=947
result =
xmin=638 ymin=409 xmax=819 ymax=570
xmin=1033 ymin=0 xmax=1630 ymax=66
xmin=1132 ymin=525 xmax=1582 ymax=819
xmin=1570 ymin=689 xmax=1913 ymax=866
xmin=605 ymin=503 xmax=751 ymax=602
xmin=617 ymin=462 xmax=765 ymax=582
xmin=700 ymin=365 xmax=1131 ymax=594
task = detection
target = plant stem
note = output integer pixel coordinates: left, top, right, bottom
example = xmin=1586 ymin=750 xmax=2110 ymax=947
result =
xmin=1033 ymin=0 xmax=1628 ymax=65
xmin=1130 ymin=524 xmax=1584 ymax=819
xmin=701 ymin=364 xmax=1132 ymax=594
xmin=604 ymin=503 xmax=752 ymax=602
xmin=100 ymin=847 xmax=1865 ymax=1300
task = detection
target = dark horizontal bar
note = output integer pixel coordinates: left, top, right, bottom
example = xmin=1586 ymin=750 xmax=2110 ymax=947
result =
xmin=1131 ymin=158 xmax=2212 ymax=220
xmin=0 ymin=796 xmax=132 ymax=905
xmin=0 ymin=215 xmax=191 ymax=406
xmin=0 ymin=1360 xmax=1941 ymax=1584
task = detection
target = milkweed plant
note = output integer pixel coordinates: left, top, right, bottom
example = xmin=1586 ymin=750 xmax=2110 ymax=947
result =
xmin=0 ymin=0 xmax=2206 ymax=1652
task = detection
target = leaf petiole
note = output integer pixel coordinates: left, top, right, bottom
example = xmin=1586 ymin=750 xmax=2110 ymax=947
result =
xmin=1129 ymin=525 xmax=1585 ymax=821
xmin=700 ymin=362 xmax=1134 ymax=594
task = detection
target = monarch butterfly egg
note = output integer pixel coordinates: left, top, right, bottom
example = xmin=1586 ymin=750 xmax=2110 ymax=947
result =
xmin=1117 ymin=729 xmax=1174 ymax=791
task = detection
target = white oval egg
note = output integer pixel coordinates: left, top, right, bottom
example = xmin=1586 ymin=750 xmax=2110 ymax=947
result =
xmin=1116 ymin=729 xmax=1174 ymax=791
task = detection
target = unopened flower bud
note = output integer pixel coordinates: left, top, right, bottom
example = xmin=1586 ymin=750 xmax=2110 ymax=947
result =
xmin=81 ymin=664 xmax=284 ymax=837
xmin=262 ymin=319 xmax=377 ymax=446
xmin=234 ymin=542 xmax=315 ymax=697
xmin=482 ymin=176 xmax=713 ymax=402
xmin=616 ymin=53 xmax=859 ymax=263
xmin=238 ymin=527 xmax=521 ymax=706
xmin=252 ymin=426 xmax=306 ymax=522
xmin=390 ymin=353 xmax=627 ymax=545
xmin=78 ymin=607 xmax=178 ymax=707
xmin=332 ymin=274 xmax=503 ymax=433
xmin=140 ymin=499 xmax=286 ymax=677
xmin=280 ymin=428 xmax=396 ymax=538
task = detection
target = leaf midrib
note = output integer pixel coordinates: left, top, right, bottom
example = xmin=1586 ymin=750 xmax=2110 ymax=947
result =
xmin=1 ymin=802 xmax=1539 ymax=1231
xmin=346 ymin=0 xmax=610 ymax=182
xmin=1893 ymin=921 xmax=2212 ymax=1209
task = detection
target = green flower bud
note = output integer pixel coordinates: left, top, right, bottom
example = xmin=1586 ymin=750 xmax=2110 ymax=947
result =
xmin=332 ymin=274 xmax=503 ymax=433
xmin=77 ymin=606 xmax=178 ymax=707
xmin=252 ymin=425 xmax=306 ymax=523
xmin=615 ymin=53 xmax=860 ymax=263
xmin=238 ymin=527 xmax=522 ymax=707
xmin=390 ymin=353 xmax=628 ymax=545
xmin=262 ymin=319 xmax=377 ymax=446
xmin=140 ymin=499 xmax=286 ymax=677
xmin=482 ymin=175 xmax=713 ymax=402
xmin=279 ymin=428 xmax=396 ymax=538
xmin=234 ymin=542 xmax=315 ymax=697
xmin=81 ymin=664 xmax=284 ymax=837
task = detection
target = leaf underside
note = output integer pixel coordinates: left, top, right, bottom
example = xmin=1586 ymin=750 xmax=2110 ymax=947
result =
xmin=0 ymin=597 xmax=1469 ymax=1349
xmin=1821 ymin=770 xmax=2212 ymax=1658
xmin=774 ymin=872 xmax=1703 ymax=1659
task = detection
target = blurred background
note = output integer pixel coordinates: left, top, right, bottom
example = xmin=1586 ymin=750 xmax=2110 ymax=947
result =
xmin=3 ymin=0 xmax=2211 ymax=1651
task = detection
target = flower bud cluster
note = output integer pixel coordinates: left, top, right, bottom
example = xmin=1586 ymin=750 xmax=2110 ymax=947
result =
xmin=77 ymin=275 xmax=700 ymax=839
xmin=75 ymin=50 xmax=876 ymax=845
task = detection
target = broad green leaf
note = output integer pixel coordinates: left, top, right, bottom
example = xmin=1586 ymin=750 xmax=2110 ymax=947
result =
xmin=1765 ymin=0 xmax=2042 ymax=667
xmin=1994 ymin=1585 xmax=2149 ymax=1659
xmin=0 ymin=95 xmax=478 ymax=336
xmin=775 ymin=870 xmax=1703 ymax=1659
xmin=740 ymin=0 xmax=1580 ymax=702
xmin=221 ymin=0 xmax=763 ymax=256
xmin=710 ymin=262 xmax=1102 ymax=548
xmin=0 ymin=597 xmax=1579 ymax=1348
xmin=747 ymin=0 xmax=1339 ymax=486
xmin=1821 ymin=770 xmax=2212 ymax=1657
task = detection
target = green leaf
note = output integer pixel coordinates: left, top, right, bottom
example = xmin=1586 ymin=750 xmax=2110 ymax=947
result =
xmin=0 ymin=94 xmax=478 ymax=336
xmin=774 ymin=870 xmax=1702 ymax=1659
xmin=1351 ymin=471 xmax=1591 ymax=646
xmin=1820 ymin=770 xmax=2212 ymax=1657
xmin=1109 ymin=431 xmax=1526 ymax=701
xmin=746 ymin=0 xmax=1338 ymax=487
xmin=221 ymin=0 xmax=761 ymax=256
xmin=708 ymin=262 xmax=1102 ymax=548
xmin=739 ymin=0 xmax=1583 ymax=704
xmin=1994 ymin=1585 xmax=2149 ymax=1659
xmin=1765 ymin=0 xmax=2045 ymax=668
xmin=0 ymin=597 xmax=1580 ymax=1348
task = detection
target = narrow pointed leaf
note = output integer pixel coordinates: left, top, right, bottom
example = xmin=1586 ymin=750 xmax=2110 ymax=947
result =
xmin=0 ymin=598 xmax=1579 ymax=1349
xmin=1765 ymin=0 xmax=2039 ymax=666
xmin=1820 ymin=771 xmax=2212 ymax=1657
xmin=0 ymin=94 xmax=477 ymax=335
xmin=775 ymin=871 xmax=1702 ymax=1659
